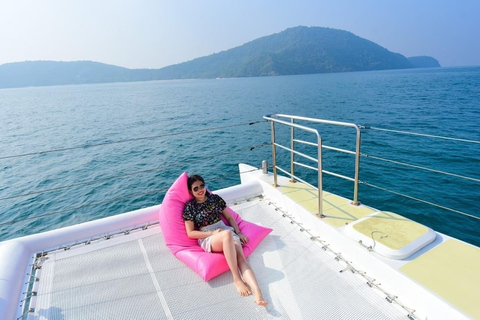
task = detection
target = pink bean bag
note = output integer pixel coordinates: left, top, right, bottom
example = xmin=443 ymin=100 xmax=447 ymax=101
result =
xmin=158 ymin=172 xmax=272 ymax=281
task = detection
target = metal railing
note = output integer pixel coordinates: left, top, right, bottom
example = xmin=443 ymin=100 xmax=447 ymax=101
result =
xmin=359 ymin=125 xmax=480 ymax=221
xmin=263 ymin=114 xmax=362 ymax=215
xmin=263 ymin=114 xmax=480 ymax=224
xmin=264 ymin=114 xmax=324 ymax=216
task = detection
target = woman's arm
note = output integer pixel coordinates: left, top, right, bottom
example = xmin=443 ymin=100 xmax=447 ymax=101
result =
xmin=222 ymin=208 xmax=249 ymax=244
xmin=184 ymin=220 xmax=216 ymax=239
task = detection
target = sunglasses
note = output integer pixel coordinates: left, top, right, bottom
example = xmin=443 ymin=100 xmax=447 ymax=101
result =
xmin=192 ymin=183 xmax=205 ymax=192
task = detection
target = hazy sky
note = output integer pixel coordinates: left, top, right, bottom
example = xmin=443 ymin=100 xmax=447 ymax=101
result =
xmin=1 ymin=0 xmax=479 ymax=69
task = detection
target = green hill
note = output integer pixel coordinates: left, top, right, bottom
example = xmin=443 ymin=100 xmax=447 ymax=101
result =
xmin=0 ymin=26 xmax=440 ymax=89
xmin=154 ymin=26 xmax=413 ymax=79
xmin=407 ymin=56 xmax=441 ymax=68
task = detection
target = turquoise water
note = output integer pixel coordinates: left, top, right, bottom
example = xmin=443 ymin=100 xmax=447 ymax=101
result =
xmin=1 ymin=67 xmax=479 ymax=246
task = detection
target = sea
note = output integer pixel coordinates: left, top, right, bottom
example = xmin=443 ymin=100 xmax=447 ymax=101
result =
xmin=1 ymin=67 xmax=479 ymax=247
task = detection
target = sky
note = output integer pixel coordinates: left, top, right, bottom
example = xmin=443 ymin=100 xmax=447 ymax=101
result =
xmin=1 ymin=0 xmax=479 ymax=69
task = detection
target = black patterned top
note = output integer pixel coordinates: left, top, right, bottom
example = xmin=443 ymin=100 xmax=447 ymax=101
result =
xmin=182 ymin=193 xmax=227 ymax=229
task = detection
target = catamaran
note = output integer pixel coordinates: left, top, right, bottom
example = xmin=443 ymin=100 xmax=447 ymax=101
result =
xmin=0 ymin=114 xmax=478 ymax=319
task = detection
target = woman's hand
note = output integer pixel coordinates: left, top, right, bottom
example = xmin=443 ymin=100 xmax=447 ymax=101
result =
xmin=237 ymin=232 xmax=248 ymax=245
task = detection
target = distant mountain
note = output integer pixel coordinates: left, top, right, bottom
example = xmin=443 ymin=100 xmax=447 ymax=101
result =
xmin=0 ymin=61 xmax=158 ymax=89
xmin=408 ymin=56 xmax=441 ymax=68
xmin=0 ymin=26 xmax=440 ymax=89
xmin=154 ymin=26 xmax=414 ymax=79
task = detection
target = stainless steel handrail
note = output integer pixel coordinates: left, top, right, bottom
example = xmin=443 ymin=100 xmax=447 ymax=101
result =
xmin=264 ymin=114 xmax=362 ymax=206
xmin=264 ymin=115 xmax=324 ymax=216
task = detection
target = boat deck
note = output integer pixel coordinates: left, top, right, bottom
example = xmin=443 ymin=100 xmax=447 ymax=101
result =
xmin=263 ymin=174 xmax=480 ymax=320
xmin=29 ymin=197 xmax=408 ymax=320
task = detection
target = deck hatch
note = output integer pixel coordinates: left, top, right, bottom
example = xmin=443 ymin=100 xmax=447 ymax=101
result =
xmin=345 ymin=211 xmax=436 ymax=259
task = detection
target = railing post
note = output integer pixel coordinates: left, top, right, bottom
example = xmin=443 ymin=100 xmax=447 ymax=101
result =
xmin=317 ymin=135 xmax=324 ymax=217
xmin=270 ymin=121 xmax=278 ymax=187
xmin=352 ymin=128 xmax=361 ymax=205
xmin=290 ymin=118 xmax=295 ymax=182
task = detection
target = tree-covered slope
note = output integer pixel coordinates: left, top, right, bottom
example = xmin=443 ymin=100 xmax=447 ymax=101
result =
xmin=154 ymin=26 xmax=414 ymax=79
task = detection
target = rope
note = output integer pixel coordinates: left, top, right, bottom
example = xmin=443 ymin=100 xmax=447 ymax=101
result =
xmin=0 ymin=166 xmax=264 ymax=227
xmin=0 ymin=144 xmax=270 ymax=201
xmin=361 ymin=153 xmax=480 ymax=182
xmin=360 ymin=126 xmax=480 ymax=144
xmin=360 ymin=181 xmax=480 ymax=221
xmin=0 ymin=120 xmax=266 ymax=160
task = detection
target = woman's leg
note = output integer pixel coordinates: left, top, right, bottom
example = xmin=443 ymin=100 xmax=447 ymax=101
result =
xmin=210 ymin=230 xmax=251 ymax=296
xmin=234 ymin=242 xmax=268 ymax=305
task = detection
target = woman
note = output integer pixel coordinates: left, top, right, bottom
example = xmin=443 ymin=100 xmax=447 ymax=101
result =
xmin=183 ymin=175 xmax=268 ymax=306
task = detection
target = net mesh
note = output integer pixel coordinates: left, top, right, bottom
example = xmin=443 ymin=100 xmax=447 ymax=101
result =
xmin=31 ymin=198 xmax=407 ymax=319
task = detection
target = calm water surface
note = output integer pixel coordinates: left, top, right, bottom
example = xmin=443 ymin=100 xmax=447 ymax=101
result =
xmin=1 ymin=67 xmax=479 ymax=246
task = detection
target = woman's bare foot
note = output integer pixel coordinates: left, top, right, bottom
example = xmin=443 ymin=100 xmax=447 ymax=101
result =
xmin=253 ymin=289 xmax=268 ymax=306
xmin=234 ymin=279 xmax=251 ymax=296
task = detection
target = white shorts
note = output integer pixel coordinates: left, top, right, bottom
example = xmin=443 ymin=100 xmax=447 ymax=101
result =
xmin=198 ymin=220 xmax=241 ymax=252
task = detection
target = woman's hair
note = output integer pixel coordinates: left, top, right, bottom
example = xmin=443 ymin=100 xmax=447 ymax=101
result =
xmin=187 ymin=175 xmax=209 ymax=194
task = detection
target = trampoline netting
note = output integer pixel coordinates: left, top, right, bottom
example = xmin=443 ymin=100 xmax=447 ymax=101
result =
xmin=29 ymin=198 xmax=407 ymax=320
